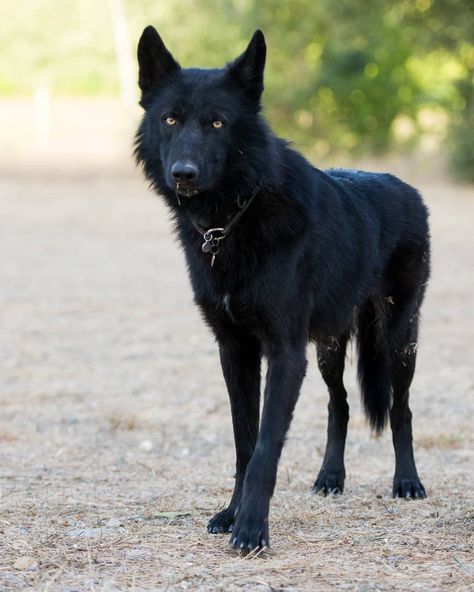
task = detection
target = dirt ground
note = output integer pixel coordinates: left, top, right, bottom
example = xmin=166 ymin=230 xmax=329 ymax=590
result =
xmin=0 ymin=171 xmax=473 ymax=591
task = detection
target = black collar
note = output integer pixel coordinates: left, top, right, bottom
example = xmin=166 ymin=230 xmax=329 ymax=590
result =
xmin=178 ymin=184 xmax=261 ymax=267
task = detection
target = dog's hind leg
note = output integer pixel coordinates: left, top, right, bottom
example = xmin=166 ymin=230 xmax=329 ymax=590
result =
xmin=387 ymin=244 xmax=429 ymax=498
xmin=389 ymin=336 xmax=426 ymax=498
xmin=313 ymin=333 xmax=349 ymax=495
xmin=207 ymin=335 xmax=261 ymax=534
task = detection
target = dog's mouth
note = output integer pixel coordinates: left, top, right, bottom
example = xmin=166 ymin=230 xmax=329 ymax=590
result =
xmin=175 ymin=183 xmax=200 ymax=198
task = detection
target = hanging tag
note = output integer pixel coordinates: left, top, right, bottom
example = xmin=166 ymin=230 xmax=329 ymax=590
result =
xmin=210 ymin=243 xmax=220 ymax=267
xmin=200 ymin=228 xmax=224 ymax=267
xmin=202 ymin=238 xmax=213 ymax=253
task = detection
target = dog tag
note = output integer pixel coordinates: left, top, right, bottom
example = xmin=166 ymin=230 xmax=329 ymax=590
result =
xmin=200 ymin=231 xmax=222 ymax=267
xmin=202 ymin=237 xmax=220 ymax=253
xmin=202 ymin=239 xmax=213 ymax=253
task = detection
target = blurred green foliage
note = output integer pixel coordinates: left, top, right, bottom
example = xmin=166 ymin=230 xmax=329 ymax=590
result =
xmin=0 ymin=0 xmax=472 ymax=178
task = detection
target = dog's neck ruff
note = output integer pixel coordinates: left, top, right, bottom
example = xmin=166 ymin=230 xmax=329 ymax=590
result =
xmin=179 ymin=184 xmax=261 ymax=267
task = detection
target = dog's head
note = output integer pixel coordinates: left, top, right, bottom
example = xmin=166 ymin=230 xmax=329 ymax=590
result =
xmin=136 ymin=27 xmax=266 ymax=198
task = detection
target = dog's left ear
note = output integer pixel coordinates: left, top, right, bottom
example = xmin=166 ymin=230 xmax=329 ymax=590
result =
xmin=227 ymin=30 xmax=266 ymax=101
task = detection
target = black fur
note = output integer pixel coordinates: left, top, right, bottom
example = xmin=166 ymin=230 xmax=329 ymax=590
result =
xmin=135 ymin=28 xmax=430 ymax=552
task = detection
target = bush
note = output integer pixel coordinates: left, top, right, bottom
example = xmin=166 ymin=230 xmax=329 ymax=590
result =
xmin=448 ymin=117 xmax=474 ymax=181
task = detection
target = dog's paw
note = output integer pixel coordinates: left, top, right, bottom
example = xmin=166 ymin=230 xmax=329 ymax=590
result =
xmin=229 ymin=507 xmax=269 ymax=553
xmin=392 ymin=477 xmax=426 ymax=499
xmin=207 ymin=508 xmax=235 ymax=534
xmin=313 ymin=468 xmax=345 ymax=495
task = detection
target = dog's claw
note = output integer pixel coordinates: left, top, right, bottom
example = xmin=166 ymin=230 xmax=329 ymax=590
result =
xmin=230 ymin=506 xmax=269 ymax=554
xmin=313 ymin=469 xmax=345 ymax=496
xmin=393 ymin=477 xmax=426 ymax=499
xmin=207 ymin=508 xmax=235 ymax=534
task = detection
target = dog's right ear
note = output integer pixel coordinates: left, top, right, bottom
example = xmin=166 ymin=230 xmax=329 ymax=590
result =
xmin=137 ymin=26 xmax=180 ymax=101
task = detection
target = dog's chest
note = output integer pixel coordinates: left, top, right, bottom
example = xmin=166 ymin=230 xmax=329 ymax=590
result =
xmin=222 ymin=292 xmax=236 ymax=322
xmin=217 ymin=291 xmax=257 ymax=326
xmin=223 ymin=293 xmax=232 ymax=314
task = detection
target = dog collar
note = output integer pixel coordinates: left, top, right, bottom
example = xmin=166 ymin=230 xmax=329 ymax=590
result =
xmin=182 ymin=184 xmax=261 ymax=267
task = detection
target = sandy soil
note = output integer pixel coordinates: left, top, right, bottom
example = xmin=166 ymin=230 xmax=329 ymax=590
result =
xmin=0 ymin=172 xmax=473 ymax=591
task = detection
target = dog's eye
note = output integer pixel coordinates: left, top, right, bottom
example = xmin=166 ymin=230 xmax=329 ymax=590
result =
xmin=164 ymin=116 xmax=177 ymax=126
xmin=212 ymin=120 xmax=224 ymax=129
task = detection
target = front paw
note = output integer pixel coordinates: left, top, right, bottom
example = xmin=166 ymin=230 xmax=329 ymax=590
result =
xmin=230 ymin=504 xmax=269 ymax=553
xmin=207 ymin=507 xmax=235 ymax=534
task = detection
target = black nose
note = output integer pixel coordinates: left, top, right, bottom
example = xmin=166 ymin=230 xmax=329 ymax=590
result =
xmin=171 ymin=161 xmax=199 ymax=182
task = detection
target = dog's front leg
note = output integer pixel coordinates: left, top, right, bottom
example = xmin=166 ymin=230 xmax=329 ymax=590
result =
xmin=231 ymin=344 xmax=307 ymax=551
xmin=207 ymin=335 xmax=261 ymax=534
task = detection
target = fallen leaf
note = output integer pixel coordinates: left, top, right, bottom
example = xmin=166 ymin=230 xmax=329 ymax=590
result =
xmin=14 ymin=557 xmax=38 ymax=571
xmin=155 ymin=511 xmax=192 ymax=519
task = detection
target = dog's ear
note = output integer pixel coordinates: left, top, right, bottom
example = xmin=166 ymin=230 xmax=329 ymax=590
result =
xmin=137 ymin=26 xmax=180 ymax=99
xmin=227 ymin=30 xmax=266 ymax=101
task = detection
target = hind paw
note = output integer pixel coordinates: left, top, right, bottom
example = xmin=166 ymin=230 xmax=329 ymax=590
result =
xmin=313 ymin=469 xmax=345 ymax=495
xmin=392 ymin=477 xmax=426 ymax=499
xmin=207 ymin=507 xmax=235 ymax=534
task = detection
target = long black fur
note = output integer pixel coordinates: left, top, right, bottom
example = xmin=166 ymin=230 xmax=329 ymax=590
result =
xmin=135 ymin=27 xmax=430 ymax=552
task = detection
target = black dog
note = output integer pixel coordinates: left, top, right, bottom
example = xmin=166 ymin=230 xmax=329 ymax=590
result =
xmin=135 ymin=27 xmax=430 ymax=552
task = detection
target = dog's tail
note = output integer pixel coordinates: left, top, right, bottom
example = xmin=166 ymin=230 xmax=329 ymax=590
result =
xmin=356 ymin=299 xmax=391 ymax=434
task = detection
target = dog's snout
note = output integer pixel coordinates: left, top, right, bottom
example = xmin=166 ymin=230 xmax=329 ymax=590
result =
xmin=171 ymin=161 xmax=199 ymax=183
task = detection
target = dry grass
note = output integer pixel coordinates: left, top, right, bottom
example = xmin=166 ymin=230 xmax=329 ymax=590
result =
xmin=0 ymin=174 xmax=473 ymax=591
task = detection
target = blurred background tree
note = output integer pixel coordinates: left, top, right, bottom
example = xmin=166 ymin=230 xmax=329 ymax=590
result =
xmin=406 ymin=0 xmax=474 ymax=180
xmin=0 ymin=0 xmax=472 ymax=179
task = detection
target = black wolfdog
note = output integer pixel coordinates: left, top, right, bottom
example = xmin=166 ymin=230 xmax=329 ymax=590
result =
xmin=135 ymin=27 xmax=430 ymax=552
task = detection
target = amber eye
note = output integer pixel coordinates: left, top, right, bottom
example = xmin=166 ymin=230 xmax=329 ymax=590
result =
xmin=212 ymin=120 xmax=224 ymax=129
xmin=164 ymin=116 xmax=177 ymax=126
